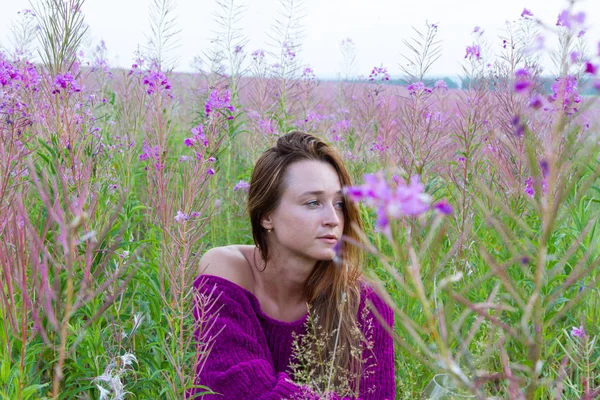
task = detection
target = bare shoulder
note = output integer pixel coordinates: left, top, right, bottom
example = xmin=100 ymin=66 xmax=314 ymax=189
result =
xmin=197 ymin=245 xmax=255 ymax=292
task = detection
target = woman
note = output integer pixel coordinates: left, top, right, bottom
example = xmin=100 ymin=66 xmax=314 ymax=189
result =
xmin=191 ymin=131 xmax=395 ymax=399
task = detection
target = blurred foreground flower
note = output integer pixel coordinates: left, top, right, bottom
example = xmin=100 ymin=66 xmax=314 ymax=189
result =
xmin=345 ymin=173 xmax=451 ymax=236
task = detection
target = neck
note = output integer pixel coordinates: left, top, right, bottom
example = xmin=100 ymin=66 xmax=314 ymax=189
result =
xmin=252 ymin=246 xmax=315 ymax=309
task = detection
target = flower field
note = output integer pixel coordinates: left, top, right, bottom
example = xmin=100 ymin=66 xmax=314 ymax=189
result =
xmin=1 ymin=0 xmax=599 ymax=398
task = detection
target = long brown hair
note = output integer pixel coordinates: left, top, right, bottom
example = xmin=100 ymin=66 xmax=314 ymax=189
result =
xmin=247 ymin=130 xmax=365 ymax=388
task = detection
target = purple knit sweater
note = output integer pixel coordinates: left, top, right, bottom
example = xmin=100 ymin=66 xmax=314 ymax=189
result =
xmin=189 ymin=274 xmax=396 ymax=400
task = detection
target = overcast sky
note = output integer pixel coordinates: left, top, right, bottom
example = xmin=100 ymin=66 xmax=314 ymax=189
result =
xmin=1 ymin=0 xmax=599 ymax=79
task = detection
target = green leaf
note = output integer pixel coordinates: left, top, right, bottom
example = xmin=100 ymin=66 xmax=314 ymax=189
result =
xmin=0 ymin=359 xmax=8 ymax=383
xmin=22 ymin=383 xmax=49 ymax=399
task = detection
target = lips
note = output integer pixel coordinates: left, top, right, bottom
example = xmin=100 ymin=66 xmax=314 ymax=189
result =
xmin=318 ymin=235 xmax=338 ymax=240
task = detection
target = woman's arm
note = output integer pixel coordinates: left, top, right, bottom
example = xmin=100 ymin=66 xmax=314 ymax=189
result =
xmin=190 ymin=273 xmax=306 ymax=400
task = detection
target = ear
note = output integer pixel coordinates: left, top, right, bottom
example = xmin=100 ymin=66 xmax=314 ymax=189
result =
xmin=261 ymin=215 xmax=273 ymax=230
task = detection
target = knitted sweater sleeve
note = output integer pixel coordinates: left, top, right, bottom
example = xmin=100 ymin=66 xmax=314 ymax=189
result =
xmin=190 ymin=275 xmax=305 ymax=400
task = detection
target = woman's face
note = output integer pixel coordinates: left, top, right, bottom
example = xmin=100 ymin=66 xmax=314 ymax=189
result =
xmin=262 ymin=159 xmax=345 ymax=262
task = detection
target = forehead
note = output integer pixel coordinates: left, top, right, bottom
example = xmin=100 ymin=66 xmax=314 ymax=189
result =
xmin=283 ymin=160 xmax=342 ymax=194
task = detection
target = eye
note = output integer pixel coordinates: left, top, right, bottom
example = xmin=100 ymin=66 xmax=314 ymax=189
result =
xmin=306 ymin=200 xmax=320 ymax=208
xmin=335 ymin=201 xmax=345 ymax=210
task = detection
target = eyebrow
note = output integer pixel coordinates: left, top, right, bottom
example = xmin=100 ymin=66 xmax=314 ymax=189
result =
xmin=299 ymin=190 xmax=343 ymax=197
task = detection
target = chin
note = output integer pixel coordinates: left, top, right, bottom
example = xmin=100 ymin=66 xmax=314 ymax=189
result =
xmin=315 ymin=250 xmax=336 ymax=261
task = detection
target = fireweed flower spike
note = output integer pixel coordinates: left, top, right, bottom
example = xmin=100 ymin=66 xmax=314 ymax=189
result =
xmin=549 ymin=75 xmax=581 ymax=115
xmin=205 ymin=88 xmax=235 ymax=118
xmin=52 ymin=73 xmax=81 ymax=95
xmin=465 ymin=45 xmax=481 ymax=61
xmin=521 ymin=8 xmax=534 ymax=19
xmin=368 ymin=66 xmax=390 ymax=82
xmin=434 ymin=80 xmax=448 ymax=90
xmin=556 ymin=10 xmax=586 ymax=31
xmin=407 ymin=82 xmax=432 ymax=96
xmin=514 ymin=68 xmax=533 ymax=92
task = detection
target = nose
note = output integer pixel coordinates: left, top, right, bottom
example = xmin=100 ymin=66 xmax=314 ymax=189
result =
xmin=322 ymin=202 xmax=341 ymax=227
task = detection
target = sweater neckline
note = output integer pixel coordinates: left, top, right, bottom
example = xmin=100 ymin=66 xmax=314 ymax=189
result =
xmin=195 ymin=274 xmax=309 ymax=328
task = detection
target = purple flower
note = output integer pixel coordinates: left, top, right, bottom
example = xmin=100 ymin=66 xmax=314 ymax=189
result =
xmin=368 ymin=66 xmax=390 ymax=82
xmin=302 ymin=67 xmax=316 ymax=81
xmin=521 ymin=8 xmax=534 ymax=19
xmin=234 ymin=45 xmax=244 ymax=54
xmin=283 ymin=41 xmax=296 ymax=61
xmin=251 ymin=49 xmax=265 ymax=62
xmin=139 ymin=142 xmax=161 ymax=165
xmin=258 ymin=118 xmax=278 ymax=135
xmin=205 ymin=88 xmax=235 ymax=118
xmin=52 ymin=73 xmax=81 ymax=95
xmin=529 ymin=95 xmax=543 ymax=110
xmin=549 ymin=75 xmax=581 ymax=115
xmin=570 ymin=51 xmax=580 ymax=63
xmin=511 ymin=115 xmax=525 ymax=136
xmin=142 ymin=69 xmax=171 ymax=96
xmin=514 ymin=68 xmax=533 ymax=92
xmin=175 ymin=211 xmax=189 ymax=223
xmin=434 ymin=80 xmax=448 ymax=90
xmin=465 ymin=45 xmax=481 ymax=61
xmin=345 ymin=173 xmax=432 ymax=233
xmin=370 ymin=135 xmax=389 ymax=153
xmin=539 ymin=159 xmax=549 ymax=178
xmin=585 ymin=62 xmax=597 ymax=75
xmin=571 ymin=325 xmax=586 ymax=338
xmin=407 ymin=81 xmax=432 ymax=96
xmin=185 ymin=124 xmax=208 ymax=147
xmin=525 ymin=177 xmax=535 ymax=197
xmin=556 ymin=10 xmax=586 ymax=30
xmin=233 ymin=180 xmax=250 ymax=192
xmin=524 ymin=174 xmax=548 ymax=197
xmin=207 ymin=168 xmax=215 ymax=175
xmin=433 ymin=199 xmax=453 ymax=215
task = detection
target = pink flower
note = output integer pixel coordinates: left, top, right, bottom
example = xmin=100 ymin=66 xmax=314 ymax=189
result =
xmin=529 ymin=95 xmax=543 ymax=110
xmin=205 ymin=88 xmax=235 ymax=118
xmin=407 ymin=82 xmax=431 ymax=96
xmin=514 ymin=68 xmax=533 ymax=92
xmin=174 ymin=211 xmax=189 ymax=223
xmin=433 ymin=199 xmax=453 ymax=215
xmin=465 ymin=45 xmax=481 ymax=61
xmin=571 ymin=325 xmax=586 ymax=338
xmin=233 ymin=180 xmax=250 ymax=192
xmin=345 ymin=173 xmax=432 ymax=233
xmin=585 ymin=62 xmax=597 ymax=75
xmin=521 ymin=8 xmax=533 ymax=19
xmin=434 ymin=80 xmax=448 ymax=90
xmin=368 ymin=66 xmax=390 ymax=81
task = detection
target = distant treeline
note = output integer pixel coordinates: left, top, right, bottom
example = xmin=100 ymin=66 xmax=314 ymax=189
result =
xmin=382 ymin=76 xmax=598 ymax=95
